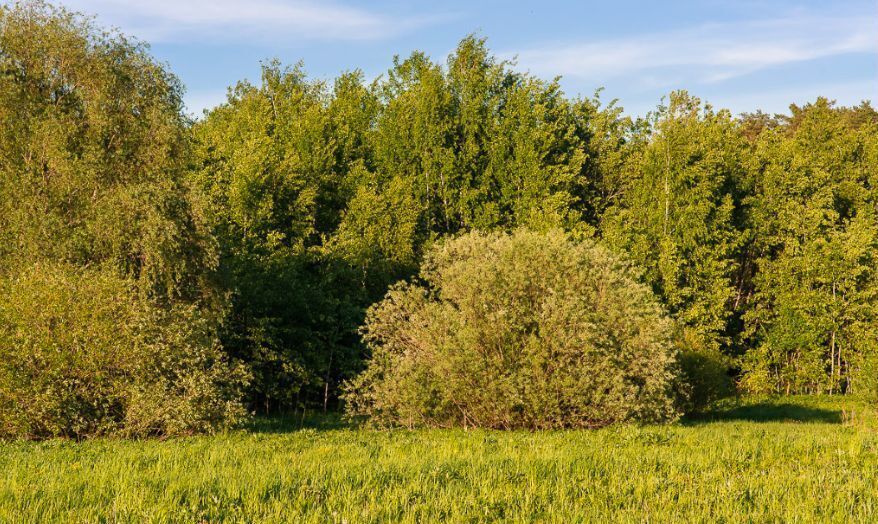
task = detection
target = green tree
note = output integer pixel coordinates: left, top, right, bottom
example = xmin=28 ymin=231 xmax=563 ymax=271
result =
xmin=363 ymin=36 xmax=588 ymax=238
xmin=601 ymin=92 xmax=747 ymax=357
xmin=0 ymin=2 xmax=244 ymax=437
xmin=0 ymin=1 xmax=214 ymax=298
xmin=192 ymin=62 xmax=366 ymax=412
xmin=741 ymin=99 xmax=878 ymax=394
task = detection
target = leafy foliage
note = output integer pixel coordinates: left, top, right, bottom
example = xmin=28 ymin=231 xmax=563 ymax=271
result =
xmin=346 ymin=230 xmax=682 ymax=428
xmin=2 ymin=0 xmax=876 ymax=439
xmin=190 ymin=62 xmax=365 ymax=413
xmin=0 ymin=1 xmax=213 ymax=298
xmin=192 ymin=37 xmax=620 ymax=412
xmin=601 ymin=92 xmax=747 ymax=356
xmin=741 ymin=99 xmax=878 ymax=394
xmin=0 ymin=263 xmax=246 ymax=439
xmin=0 ymin=2 xmax=244 ymax=437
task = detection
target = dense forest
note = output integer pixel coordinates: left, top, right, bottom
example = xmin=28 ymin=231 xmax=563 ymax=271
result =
xmin=1 ymin=2 xmax=877 ymax=437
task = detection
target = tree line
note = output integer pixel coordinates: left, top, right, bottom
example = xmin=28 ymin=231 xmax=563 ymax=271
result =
xmin=1 ymin=2 xmax=876 ymax=437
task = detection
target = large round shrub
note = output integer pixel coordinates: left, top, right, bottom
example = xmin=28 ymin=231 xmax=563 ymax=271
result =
xmin=345 ymin=229 xmax=683 ymax=429
xmin=0 ymin=263 xmax=248 ymax=439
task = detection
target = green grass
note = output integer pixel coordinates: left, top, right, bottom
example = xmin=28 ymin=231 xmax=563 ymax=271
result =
xmin=2 ymin=396 xmax=877 ymax=523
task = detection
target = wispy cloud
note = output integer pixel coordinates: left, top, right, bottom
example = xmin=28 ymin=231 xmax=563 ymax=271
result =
xmin=63 ymin=0 xmax=446 ymax=42
xmin=506 ymin=11 xmax=877 ymax=87
xmin=711 ymin=79 xmax=878 ymax=115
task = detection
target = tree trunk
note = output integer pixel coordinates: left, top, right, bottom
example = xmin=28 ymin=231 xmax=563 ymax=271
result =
xmin=830 ymin=281 xmax=837 ymax=394
xmin=663 ymin=141 xmax=671 ymax=236
xmin=830 ymin=329 xmax=836 ymax=395
xmin=323 ymin=348 xmax=334 ymax=413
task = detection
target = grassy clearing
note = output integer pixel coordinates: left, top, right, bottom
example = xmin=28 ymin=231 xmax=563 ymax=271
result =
xmin=1 ymin=396 xmax=876 ymax=523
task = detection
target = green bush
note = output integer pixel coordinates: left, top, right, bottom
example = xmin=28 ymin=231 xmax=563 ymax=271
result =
xmin=676 ymin=327 xmax=734 ymax=412
xmin=0 ymin=264 xmax=248 ymax=439
xmin=345 ymin=229 xmax=683 ymax=429
xmin=849 ymin=347 xmax=878 ymax=401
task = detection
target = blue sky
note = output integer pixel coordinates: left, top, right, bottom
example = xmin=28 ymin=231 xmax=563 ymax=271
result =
xmin=62 ymin=0 xmax=878 ymax=118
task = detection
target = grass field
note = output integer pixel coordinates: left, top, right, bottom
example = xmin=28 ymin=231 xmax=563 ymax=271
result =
xmin=1 ymin=396 xmax=876 ymax=523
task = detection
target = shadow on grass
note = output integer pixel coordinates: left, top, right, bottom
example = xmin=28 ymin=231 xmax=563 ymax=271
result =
xmin=243 ymin=400 xmax=847 ymax=433
xmin=685 ymin=402 xmax=843 ymax=425
xmin=243 ymin=412 xmax=356 ymax=434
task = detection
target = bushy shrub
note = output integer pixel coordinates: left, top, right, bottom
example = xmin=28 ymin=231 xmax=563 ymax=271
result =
xmin=848 ymin=345 xmax=878 ymax=401
xmin=345 ymin=229 xmax=683 ymax=429
xmin=0 ymin=264 xmax=248 ymax=439
xmin=675 ymin=327 xmax=733 ymax=412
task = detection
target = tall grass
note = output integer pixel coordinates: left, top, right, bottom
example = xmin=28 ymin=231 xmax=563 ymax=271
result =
xmin=1 ymin=396 xmax=875 ymax=522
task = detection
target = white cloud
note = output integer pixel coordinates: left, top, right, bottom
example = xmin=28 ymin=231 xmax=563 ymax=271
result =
xmin=507 ymin=11 xmax=878 ymax=87
xmin=63 ymin=0 xmax=443 ymax=42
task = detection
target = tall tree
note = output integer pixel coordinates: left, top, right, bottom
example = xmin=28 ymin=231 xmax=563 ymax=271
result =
xmin=601 ymin=92 xmax=747 ymax=356
xmin=0 ymin=1 xmax=244 ymax=438
xmin=741 ymin=99 xmax=878 ymax=394
xmin=0 ymin=1 xmax=213 ymax=298
xmin=191 ymin=62 xmax=367 ymax=412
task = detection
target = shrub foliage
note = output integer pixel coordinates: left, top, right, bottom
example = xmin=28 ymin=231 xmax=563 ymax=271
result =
xmin=0 ymin=264 xmax=247 ymax=439
xmin=346 ymin=230 xmax=682 ymax=428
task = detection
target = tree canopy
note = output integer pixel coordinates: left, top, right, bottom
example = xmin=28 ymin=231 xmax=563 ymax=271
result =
xmin=0 ymin=1 xmax=244 ymax=438
xmin=2 ymin=1 xmax=876 ymax=436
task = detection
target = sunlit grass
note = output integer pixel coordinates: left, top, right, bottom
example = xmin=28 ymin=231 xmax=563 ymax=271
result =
xmin=1 ymin=396 xmax=876 ymax=522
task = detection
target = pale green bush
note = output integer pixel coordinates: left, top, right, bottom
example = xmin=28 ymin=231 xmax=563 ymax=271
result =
xmin=345 ymin=229 xmax=683 ymax=429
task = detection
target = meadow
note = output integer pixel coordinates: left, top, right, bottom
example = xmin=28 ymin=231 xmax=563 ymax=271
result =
xmin=2 ymin=396 xmax=876 ymax=523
